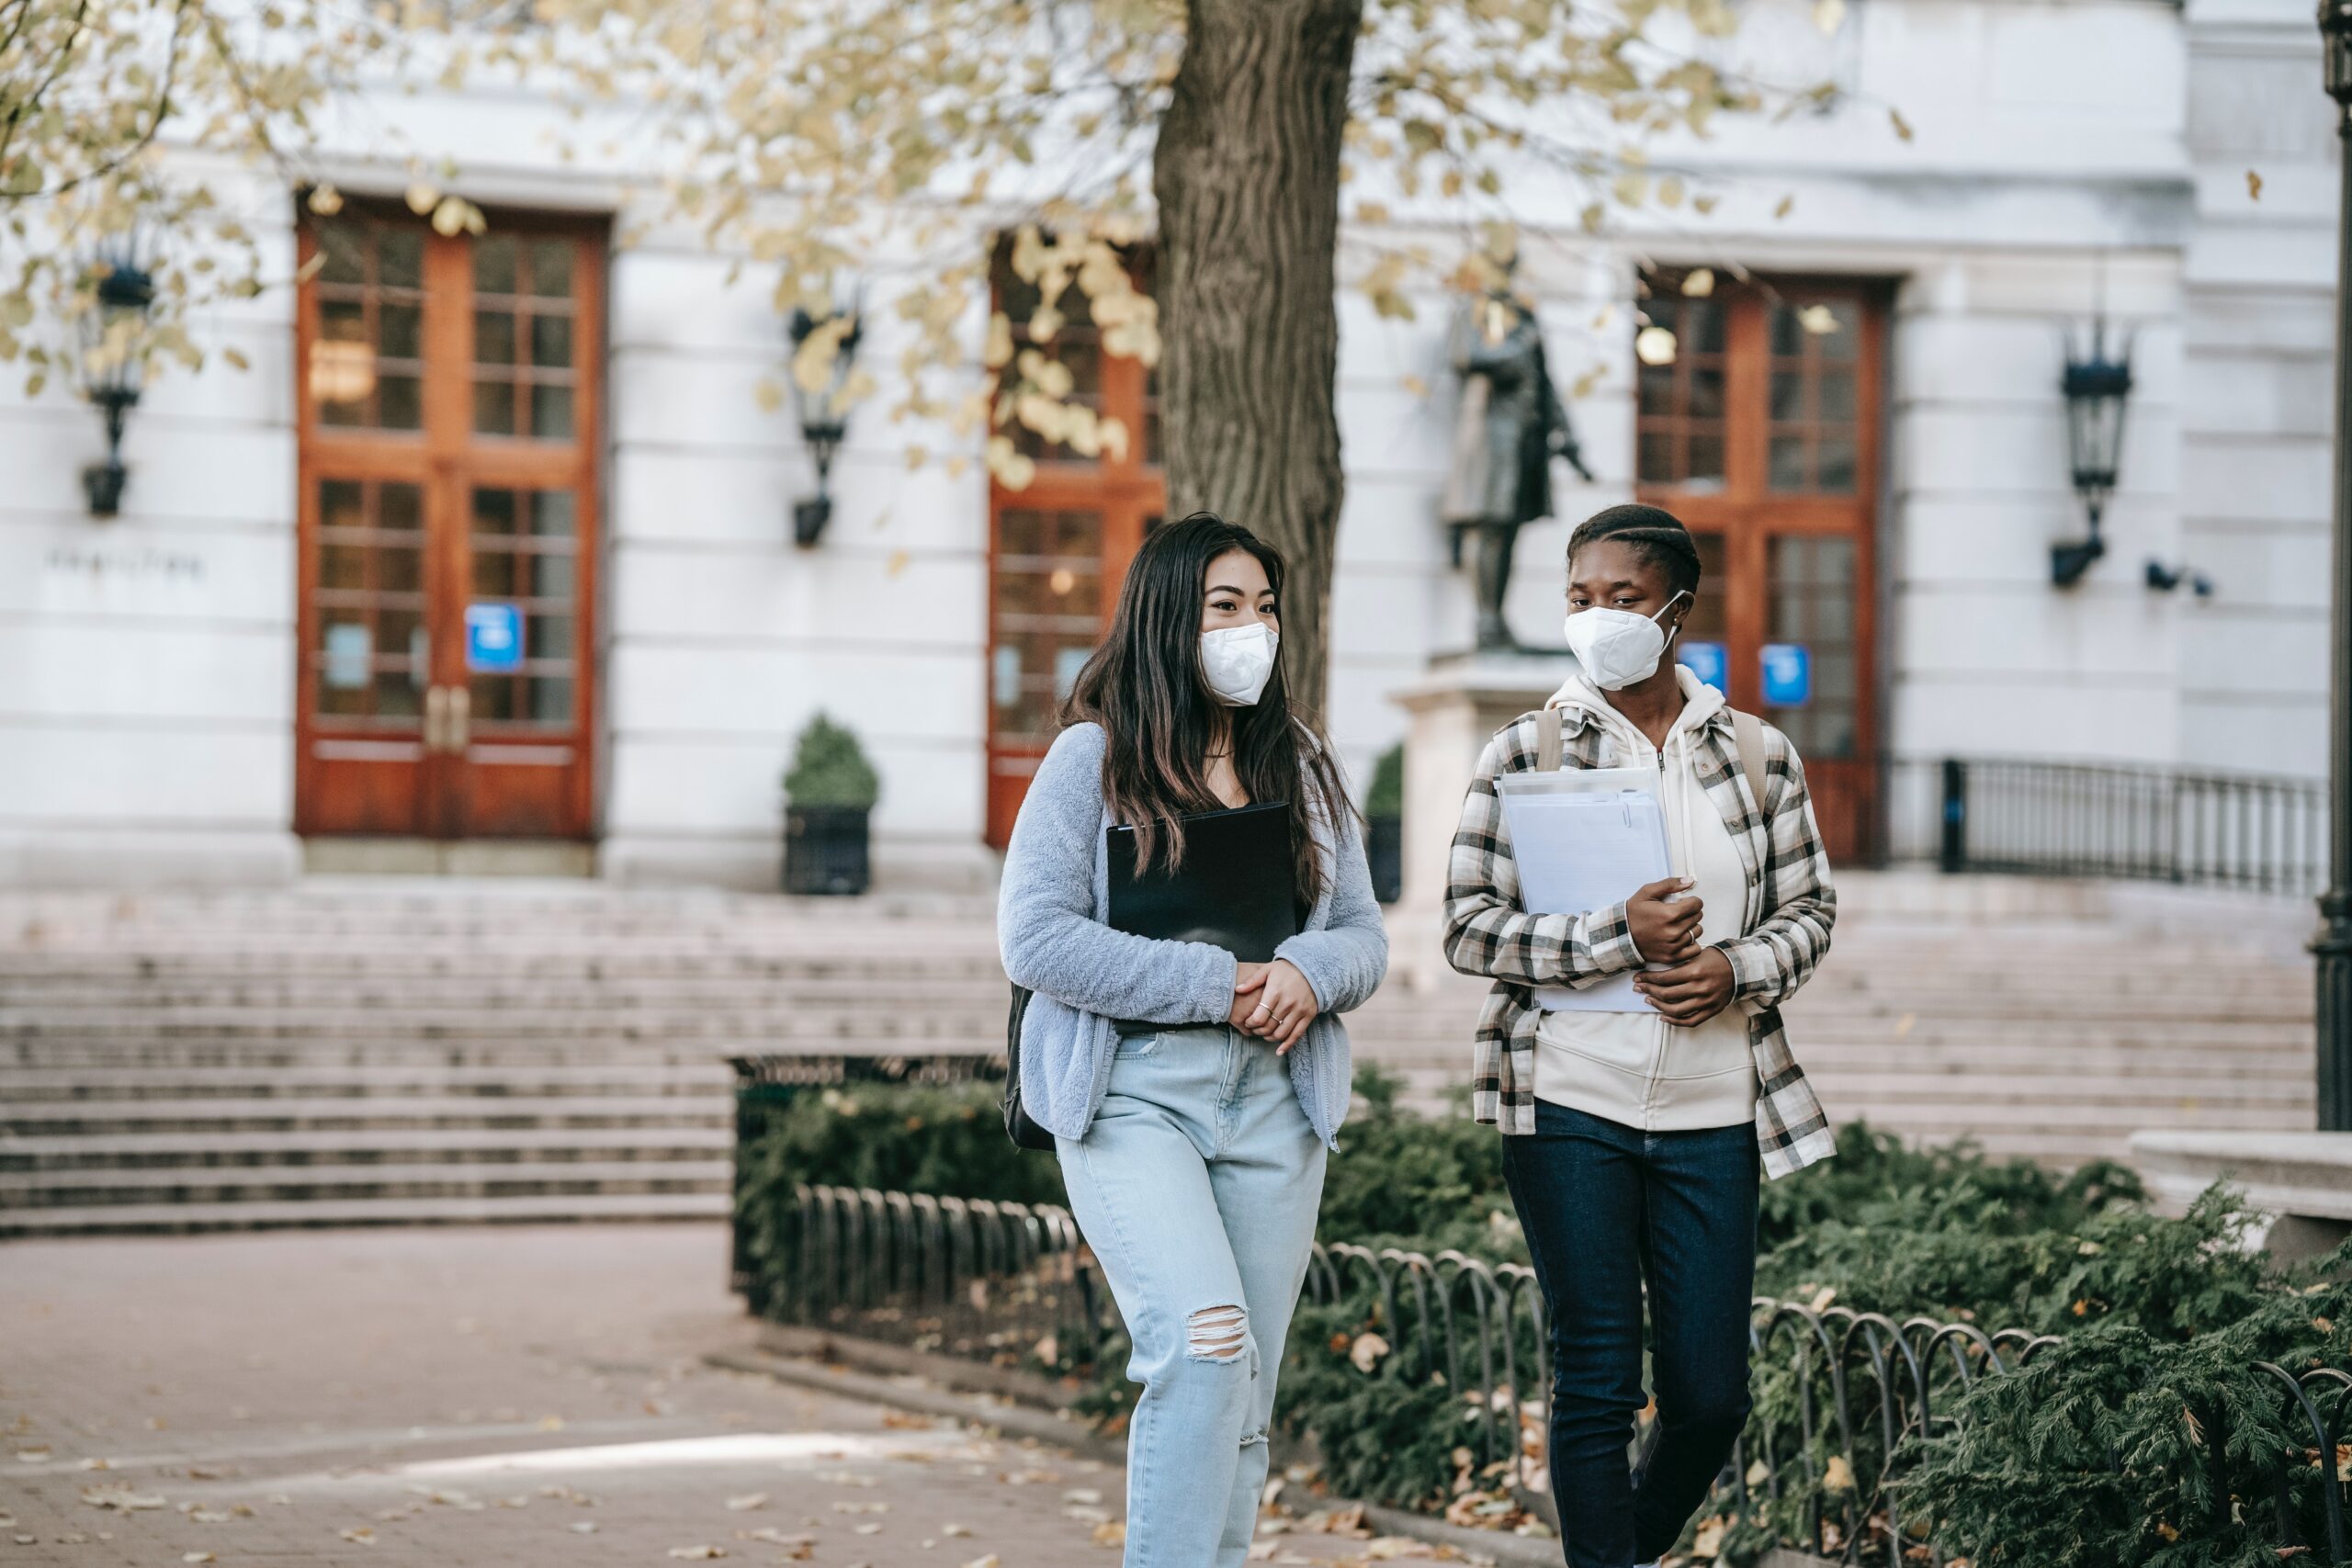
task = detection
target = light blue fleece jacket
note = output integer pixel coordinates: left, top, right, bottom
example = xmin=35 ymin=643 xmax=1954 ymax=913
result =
xmin=998 ymin=721 xmax=1390 ymax=1148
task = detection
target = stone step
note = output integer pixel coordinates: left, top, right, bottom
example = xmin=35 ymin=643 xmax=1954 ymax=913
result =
xmin=0 ymin=1190 xmax=734 ymax=1236
xmin=0 ymin=1063 xmax=738 ymax=1101
xmin=1 ymin=1004 xmax=2318 ymax=1046
xmin=1 ymin=1094 xmax=734 ymax=1136
xmin=2 ymin=1041 xmax=754 ymax=1070
xmin=0 ymin=1125 xmax=735 ymax=1169
xmin=0 ymin=1158 xmax=733 ymax=1207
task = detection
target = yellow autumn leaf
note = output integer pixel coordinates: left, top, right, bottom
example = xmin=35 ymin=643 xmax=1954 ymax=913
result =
xmin=1681 ymin=268 xmax=1715 ymax=298
xmin=1823 ymin=1454 xmax=1855 ymax=1493
xmin=1889 ymin=108 xmax=1915 ymax=142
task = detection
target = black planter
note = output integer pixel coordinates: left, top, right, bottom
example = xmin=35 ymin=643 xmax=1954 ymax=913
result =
xmin=1368 ymin=813 xmax=1403 ymax=905
xmin=784 ymin=805 xmax=872 ymax=896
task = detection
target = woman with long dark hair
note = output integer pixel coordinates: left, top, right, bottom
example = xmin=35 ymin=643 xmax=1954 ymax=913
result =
xmin=1443 ymin=503 xmax=1838 ymax=1568
xmin=999 ymin=512 xmax=1389 ymax=1567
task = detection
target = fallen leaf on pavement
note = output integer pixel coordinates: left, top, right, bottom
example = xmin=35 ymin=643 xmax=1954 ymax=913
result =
xmin=1093 ymin=1520 xmax=1127 ymax=1548
xmin=667 ymin=1548 xmax=726 ymax=1560
xmin=963 ymin=1557 xmax=1001 ymax=1568
xmin=79 ymin=1457 xmax=111 ymax=1470
xmin=339 ymin=1527 xmax=377 ymax=1545
xmin=570 ymin=1521 xmax=597 ymax=1534
xmin=855 ymin=1522 xmax=884 ymax=1535
xmin=943 ymin=1522 xmax=973 ymax=1537
xmin=183 ymin=1554 xmax=216 ymax=1564
xmin=81 ymin=1486 xmax=166 ymax=1511
xmin=188 ymin=1508 xmax=232 ymax=1523
xmin=832 ymin=1501 xmax=888 ymax=1514
xmin=726 ymin=1493 xmax=768 ymax=1511
xmin=1064 ymin=1489 xmax=1103 ymax=1506
xmin=537 ymin=1416 xmax=565 ymax=1432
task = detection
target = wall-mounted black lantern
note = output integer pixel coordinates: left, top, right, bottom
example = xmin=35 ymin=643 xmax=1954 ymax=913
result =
xmin=2052 ymin=320 xmax=2132 ymax=587
xmin=80 ymin=243 xmax=157 ymax=518
xmin=786 ymin=300 xmax=862 ymax=547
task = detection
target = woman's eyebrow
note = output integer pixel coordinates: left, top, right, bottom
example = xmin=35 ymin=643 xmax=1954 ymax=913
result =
xmin=1204 ymin=582 xmax=1254 ymax=598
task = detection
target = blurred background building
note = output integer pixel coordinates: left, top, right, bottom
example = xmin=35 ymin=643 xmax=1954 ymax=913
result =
xmin=0 ymin=0 xmax=2333 ymax=896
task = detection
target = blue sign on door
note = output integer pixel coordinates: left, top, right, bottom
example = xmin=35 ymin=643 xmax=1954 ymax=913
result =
xmin=466 ymin=603 xmax=524 ymax=672
xmin=1677 ymin=639 xmax=1727 ymax=694
xmin=1760 ymin=642 xmax=1812 ymax=706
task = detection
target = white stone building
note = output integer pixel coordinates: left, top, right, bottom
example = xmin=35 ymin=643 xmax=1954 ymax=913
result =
xmin=1 ymin=0 xmax=2335 ymax=894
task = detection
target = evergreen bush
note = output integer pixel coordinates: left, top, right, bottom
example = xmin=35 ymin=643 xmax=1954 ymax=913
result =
xmin=730 ymin=1071 xmax=2344 ymax=1562
xmin=782 ymin=712 xmax=880 ymax=810
xmin=1365 ymin=742 xmax=1405 ymax=818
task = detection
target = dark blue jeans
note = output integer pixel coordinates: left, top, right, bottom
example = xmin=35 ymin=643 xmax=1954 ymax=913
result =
xmin=1501 ymin=1100 xmax=1760 ymax=1568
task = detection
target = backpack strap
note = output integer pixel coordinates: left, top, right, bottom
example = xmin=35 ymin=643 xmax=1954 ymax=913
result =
xmin=1536 ymin=705 xmax=1565 ymax=773
xmin=1730 ymin=707 xmax=1770 ymax=821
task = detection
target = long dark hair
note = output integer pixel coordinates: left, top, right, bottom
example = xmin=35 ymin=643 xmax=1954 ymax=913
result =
xmin=1062 ymin=512 xmax=1353 ymax=911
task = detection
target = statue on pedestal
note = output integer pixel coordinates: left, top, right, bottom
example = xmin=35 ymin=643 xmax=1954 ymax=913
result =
xmin=1440 ymin=253 xmax=1592 ymax=652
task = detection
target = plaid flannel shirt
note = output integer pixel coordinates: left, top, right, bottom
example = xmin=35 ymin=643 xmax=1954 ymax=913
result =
xmin=1441 ymin=703 xmax=1838 ymax=1179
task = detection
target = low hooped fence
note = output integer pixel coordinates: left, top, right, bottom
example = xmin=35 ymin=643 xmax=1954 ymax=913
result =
xmin=741 ymin=1182 xmax=2352 ymax=1565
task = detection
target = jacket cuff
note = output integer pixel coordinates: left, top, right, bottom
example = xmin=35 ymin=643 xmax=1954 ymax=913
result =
xmin=1582 ymin=900 xmax=1645 ymax=978
xmin=1272 ymin=936 xmax=1336 ymax=1011
xmin=1718 ymin=935 xmax=1779 ymax=1001
xmin=1193 ymin=946 xmax=1242 ymax=1023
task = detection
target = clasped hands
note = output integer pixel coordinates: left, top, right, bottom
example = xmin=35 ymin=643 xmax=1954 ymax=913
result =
xmin=1624 ymin=876 xmax=1736 ymax=1028
xmin=1229 ymin=959 xmax=1317 ymax=1054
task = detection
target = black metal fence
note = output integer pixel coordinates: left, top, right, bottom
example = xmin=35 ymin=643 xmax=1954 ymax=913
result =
xmin=1843 ymin=754 xmax=2330 ymax=897
xmin=741 ymin=1179 xmax=2352 ymax=1566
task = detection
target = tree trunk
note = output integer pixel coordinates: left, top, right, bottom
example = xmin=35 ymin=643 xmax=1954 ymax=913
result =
xmin=1152 ymin=0 xmax=1363 ymax=717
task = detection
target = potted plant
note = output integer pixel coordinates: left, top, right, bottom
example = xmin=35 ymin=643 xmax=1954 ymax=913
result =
xmin=1364 ymin=741 xmax=1404 ymax=905
xmin=783 ymin=713 xmax=879 ymax=896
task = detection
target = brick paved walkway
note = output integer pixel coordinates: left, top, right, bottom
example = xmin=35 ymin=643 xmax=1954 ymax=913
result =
xmin=0 ymin=1226 xmax=1428 ymax=1568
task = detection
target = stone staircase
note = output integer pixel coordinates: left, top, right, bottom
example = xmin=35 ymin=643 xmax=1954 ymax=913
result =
xmin=0 ymin=873 xmax=2320 ymax=1235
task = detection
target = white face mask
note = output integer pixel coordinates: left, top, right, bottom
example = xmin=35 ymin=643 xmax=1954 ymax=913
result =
xmin=1563 ymin=590 xmax=1690 ymax=691
xmin=1200 ymin=622 xmax=1279 ymax=707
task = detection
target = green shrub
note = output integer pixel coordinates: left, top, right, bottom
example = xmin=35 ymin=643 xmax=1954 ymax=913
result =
xmin=1365 ymin=743 xmax=1405 ymax=818
xmin=731 ymin=1072 xmax=2336 ymax=1563
xmin=783 ymin=713 xmax=880 ymax=809
xmin=737 ymin=1079 xmax=1064 ymax=1211
xmin=1905 ymin=1245 xmax=2352 ymax=1568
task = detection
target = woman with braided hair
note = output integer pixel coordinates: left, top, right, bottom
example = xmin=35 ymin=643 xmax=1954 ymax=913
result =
xmin=1442 ymin=503 xmax=1839 ymax=1568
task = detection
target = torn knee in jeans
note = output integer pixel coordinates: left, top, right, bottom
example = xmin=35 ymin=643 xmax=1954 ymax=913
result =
xmin=1238 ymin=1427 xmax=1268 ymax=1449
xmin=1185 ymin=1304 xmax=1249 ymax=1362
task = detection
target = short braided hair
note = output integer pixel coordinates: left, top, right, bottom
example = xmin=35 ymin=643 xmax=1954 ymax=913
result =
xmin=1566 ymin=503 xmax=1702 ymax=597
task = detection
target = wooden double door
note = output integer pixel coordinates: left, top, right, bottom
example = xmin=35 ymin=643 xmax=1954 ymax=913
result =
xmin=293 ymin=206 xmax=604 ymax=840
xmin=1636 ymin=272 xmax=1890 ymax=862
xmin=983 ymin=245 xmax=1165 ymax=847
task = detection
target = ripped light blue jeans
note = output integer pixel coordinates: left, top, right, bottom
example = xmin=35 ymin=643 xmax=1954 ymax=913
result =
xmin=1057 ymin=1022 xmax=1329 ymax=1568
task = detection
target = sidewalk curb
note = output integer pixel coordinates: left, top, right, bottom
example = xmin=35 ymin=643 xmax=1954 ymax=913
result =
xmin=705 ymin=1334 xmax=1567 ymax=1566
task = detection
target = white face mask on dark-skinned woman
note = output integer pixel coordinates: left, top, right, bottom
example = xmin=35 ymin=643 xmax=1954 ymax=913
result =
xmin=1200 ymin=622 xmax=1279 ymax=707
xmin=1562 ymin=589 xmax=1690 ymax=691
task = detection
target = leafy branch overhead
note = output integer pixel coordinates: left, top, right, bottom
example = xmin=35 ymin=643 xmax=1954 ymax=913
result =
xmin=2 ymin=0 xmax=1858 ymax=474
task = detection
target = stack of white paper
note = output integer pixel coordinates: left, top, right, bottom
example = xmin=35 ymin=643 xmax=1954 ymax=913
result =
xmin=1495 ymin=767 xmax=1674 ymax=1013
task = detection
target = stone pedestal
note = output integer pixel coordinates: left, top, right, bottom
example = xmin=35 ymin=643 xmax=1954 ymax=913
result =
xmin=2130 ymin=1130 xmax=2352 ymax=1261
xmin=1389 ymin=651 xmax=1573 ymax=990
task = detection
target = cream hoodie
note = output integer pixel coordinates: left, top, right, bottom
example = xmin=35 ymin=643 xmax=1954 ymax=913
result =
xmin=1532 ymin=666 xmax=1759 ymax=1132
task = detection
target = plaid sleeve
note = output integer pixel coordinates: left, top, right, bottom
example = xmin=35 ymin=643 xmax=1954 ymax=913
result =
xmin=1718 ymin=724 xmax=1837 ymax=1009
xmin=1442 ymin=716 xmax=1646 ymax=988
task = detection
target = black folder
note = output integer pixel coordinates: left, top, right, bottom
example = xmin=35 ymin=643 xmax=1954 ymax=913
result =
xmin=1106 ymin=802 xmax=1302 ymax=962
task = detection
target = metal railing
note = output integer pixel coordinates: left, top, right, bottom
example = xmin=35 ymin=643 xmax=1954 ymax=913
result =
xmin=741 ymin=1180 xmax=2352 ymax=1566
xmin=1925 ymin=756 xmax=2330 ymax=896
